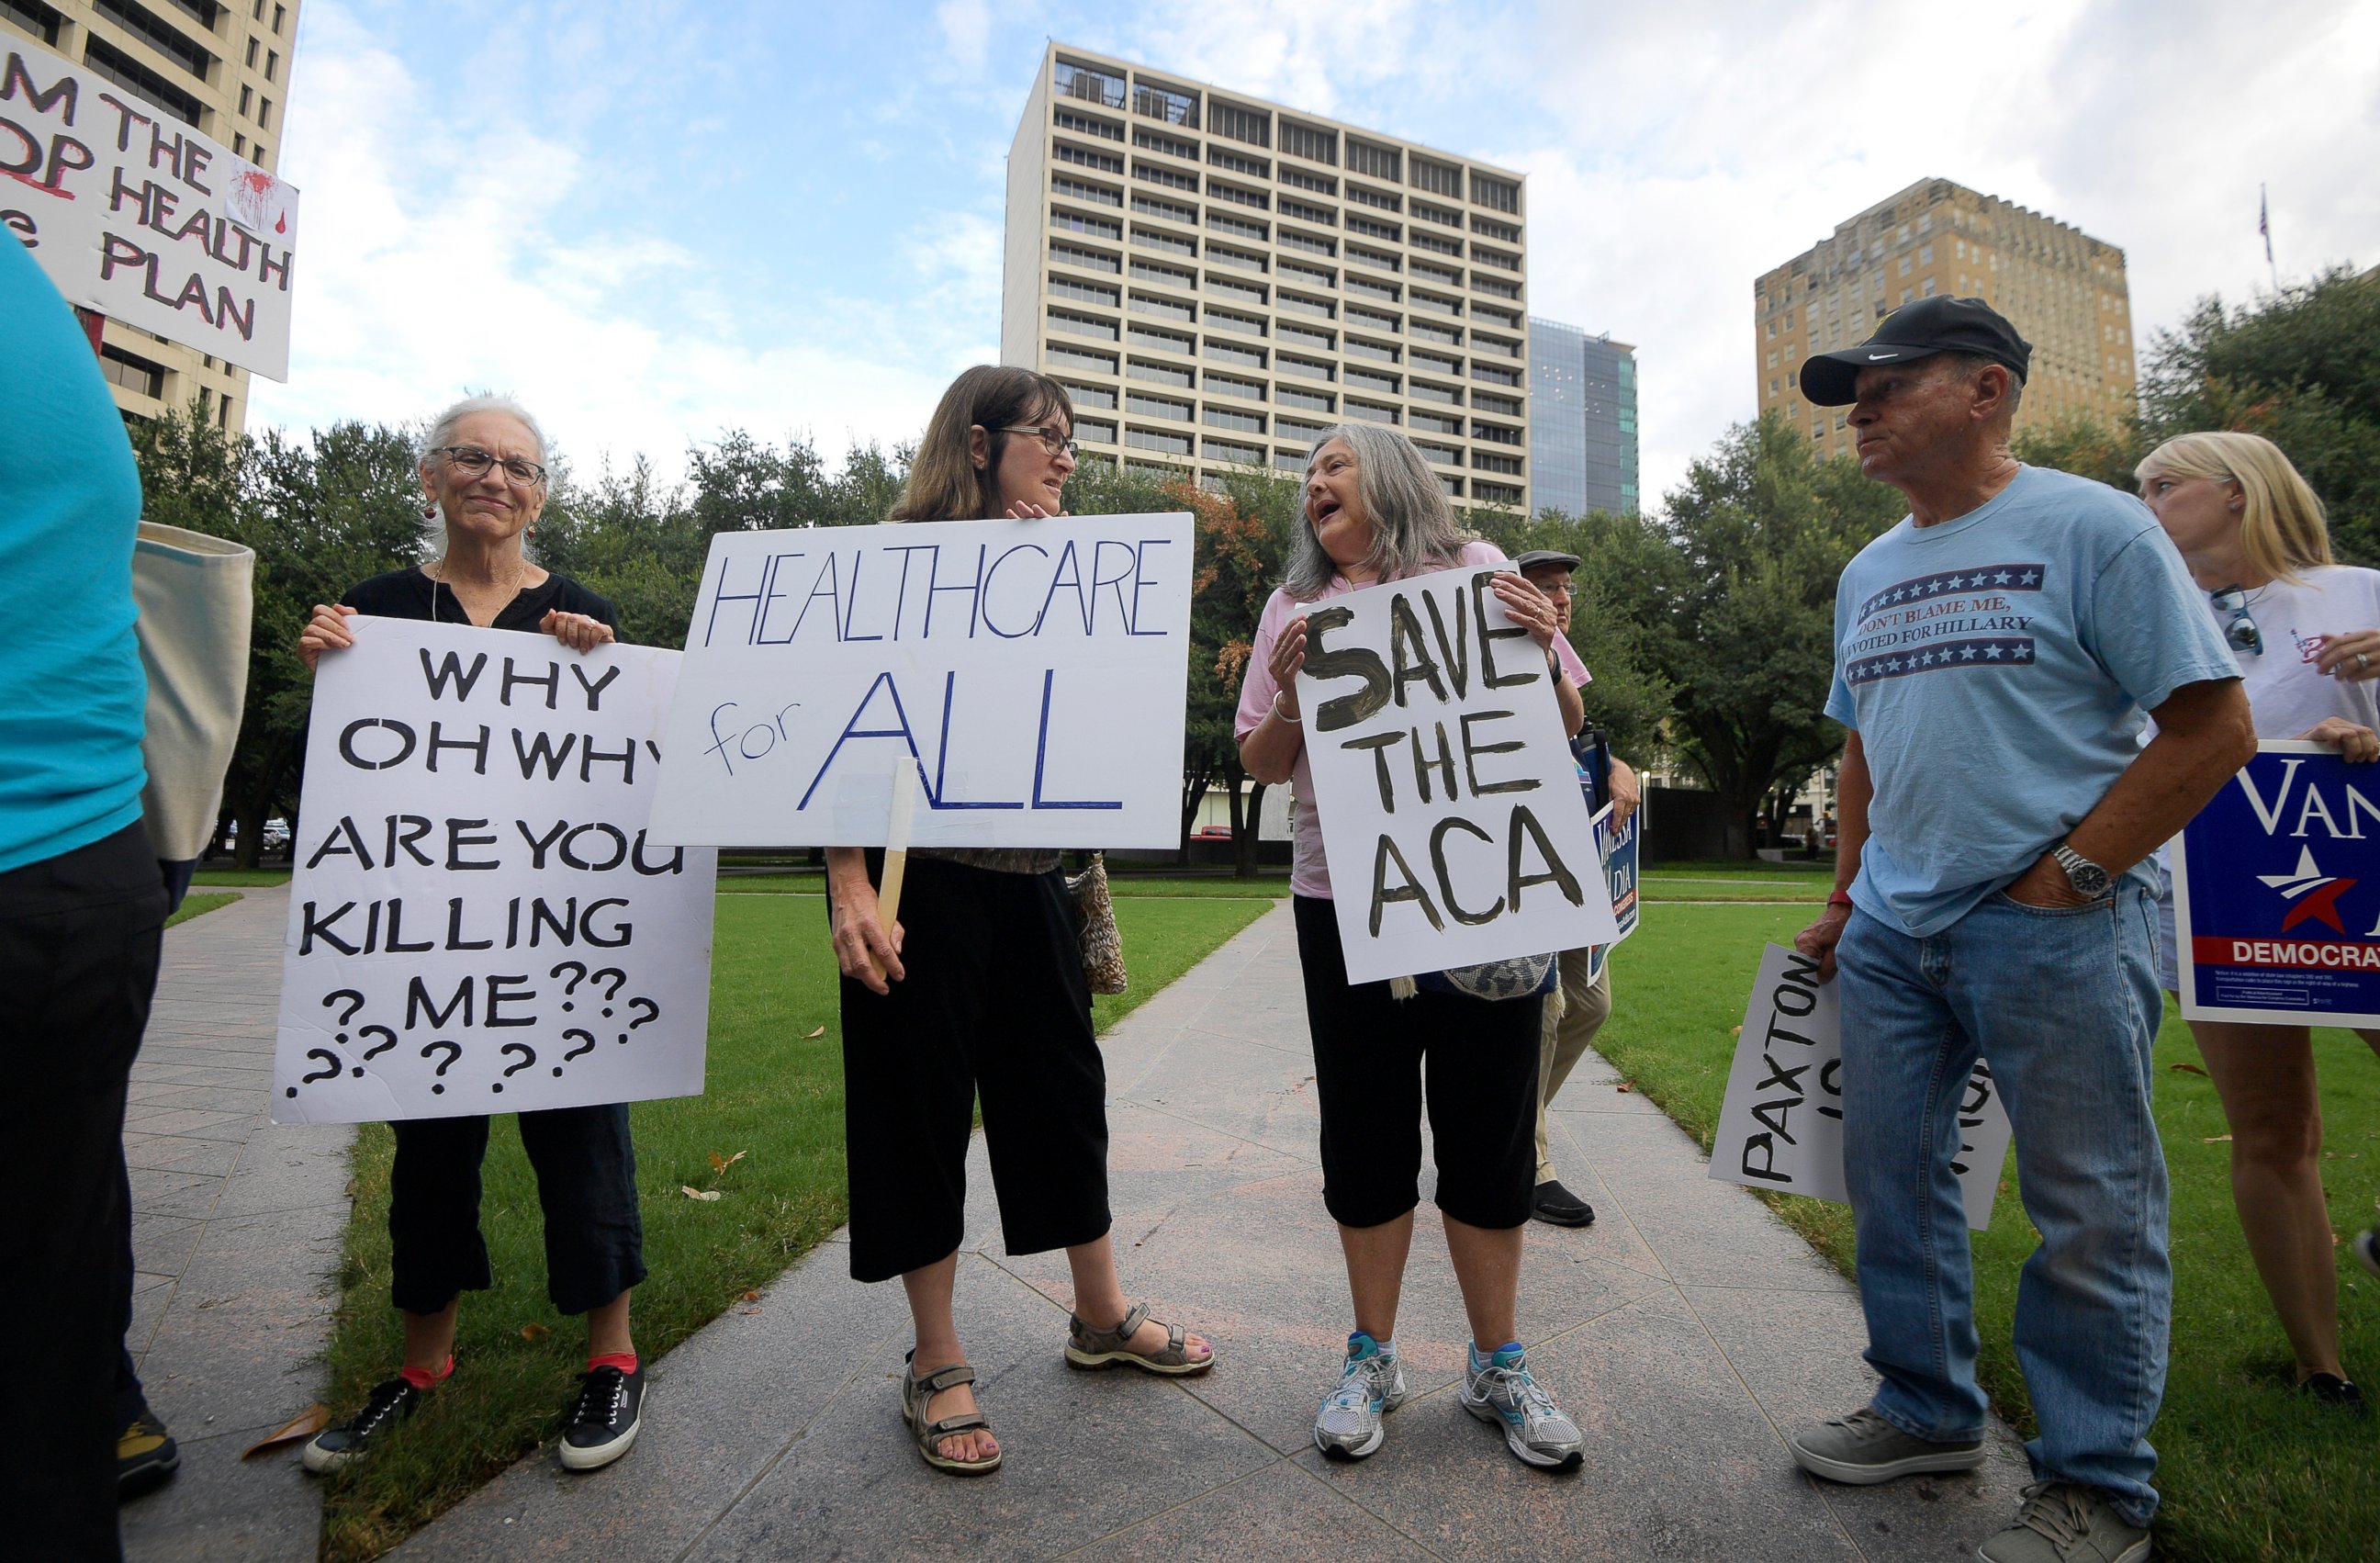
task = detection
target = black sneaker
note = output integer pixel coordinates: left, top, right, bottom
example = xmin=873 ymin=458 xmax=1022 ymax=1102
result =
xmin=118 ymin=1406 xmax=179 ymax=1497
xmin=2300 ymin=1373 xmax=2369 ymax=1416
xmin=1532 ymin=1180 xmax=1596 ymax=1227
xmin=559 ymin=1364 xmax=644 ymax=1471
xmin=303 ymin=1377 xmax=428 ymax=1473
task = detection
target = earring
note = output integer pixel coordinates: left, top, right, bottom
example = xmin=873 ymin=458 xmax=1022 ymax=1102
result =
xmin=421 ymin=502 xmax=438 ymax=521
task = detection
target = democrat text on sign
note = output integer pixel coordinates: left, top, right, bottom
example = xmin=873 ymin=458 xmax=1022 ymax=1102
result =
xmin=272 ymin=621 xmax=717 ymax=1123
xmin=646 ymin=514 xmax=1194 ymax=849
xmin=1296 ymin=568 xmax=1619 ymax=984
xmin=2174 ymin=739 xmax=2380 ymax=1026
xmin=1709 ymin=943 xmax=2012 ymax=1229
xmin=1587 ymin=802 xmax=1639 ymax=983
xmin=4 ymin=39 xmax=299 ymax=378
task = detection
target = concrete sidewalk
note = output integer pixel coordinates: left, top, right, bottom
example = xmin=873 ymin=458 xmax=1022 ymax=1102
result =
xmin=399 ymin=902 xmax=2032 ymax=1562
xmin=118 ymin=885 xmax=348 ymax=1563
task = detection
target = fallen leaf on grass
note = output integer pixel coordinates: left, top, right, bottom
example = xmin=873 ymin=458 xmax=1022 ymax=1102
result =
xmin=742 ymin=1289 xmax=761 ymax=1302
xmin=710 ymin=1150 xmax=747 ymax=1175
xmin=520 ymin=1322 xmax=552 ymax=1342
xmin=681 ymin=1185 xmax=723 ymax=1202
xmin=1615 ymin=1081 xmax=1634 ymax=1094
xmin=2204 ymin=1134 xmax=2233 ymax=1142
xmin=2170 ymin=1063 xmax=2209 ymax=1076
xmin=1731 ymin=1025 xmax=1743 ymax=1037
xmin=241 ymin=1404 xmax=328 ymax=1459
xmin=803 ymin=1026 xmax=825 ymax=1040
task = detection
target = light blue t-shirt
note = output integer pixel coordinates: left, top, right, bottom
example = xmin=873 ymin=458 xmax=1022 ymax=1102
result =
xmin=1825 ymin=465 xmax=2237 ymax=937
xmin=0 ymin=236 xmax=148 ymax=874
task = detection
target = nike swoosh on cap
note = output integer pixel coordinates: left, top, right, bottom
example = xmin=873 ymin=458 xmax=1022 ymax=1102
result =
xmin=1866 ymin=352 xmax=1902 ymax=360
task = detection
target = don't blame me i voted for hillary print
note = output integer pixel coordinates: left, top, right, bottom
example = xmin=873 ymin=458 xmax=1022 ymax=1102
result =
xmin=1843 ymin=563 xmax=2046 ymax=686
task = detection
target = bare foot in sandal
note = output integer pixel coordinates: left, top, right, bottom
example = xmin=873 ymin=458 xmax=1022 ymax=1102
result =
xmin=1067 ymin=1302 xmax=1215 ymax=1374
xmin=922 ymin=1375 xmax=997 ymax=1464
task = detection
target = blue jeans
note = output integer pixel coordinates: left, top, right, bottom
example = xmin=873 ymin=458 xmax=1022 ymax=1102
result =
xmin=1836 ymin=883 xmax=2170 ymax=1526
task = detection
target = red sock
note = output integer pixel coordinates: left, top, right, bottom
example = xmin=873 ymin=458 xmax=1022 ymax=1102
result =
xmin=399 ymin=1355 xmax=454 ymax=1390
xmin=588 ymin=1352 xmax=638 ymax=1376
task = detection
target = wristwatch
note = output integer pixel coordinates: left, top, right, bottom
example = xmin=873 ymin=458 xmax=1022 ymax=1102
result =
xmin=2049 ymin=841 xmax=2113 ymax=898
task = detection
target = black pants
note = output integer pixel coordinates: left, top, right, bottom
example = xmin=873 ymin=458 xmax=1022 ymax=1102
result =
xmin=387 ymin=1105 xmax=645 ymax=1317
xmin=0 ymin=823 xmax=167 ymax=1563
xmin=1293 ymin=895 xmax=1543 ymax=1231
xmin=838 ymin=855 xmax=1111 ymax=1284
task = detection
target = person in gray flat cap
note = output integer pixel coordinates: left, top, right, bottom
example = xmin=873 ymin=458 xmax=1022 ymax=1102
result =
xmin=1785 ymin=296 xmax=2254 ymax=1563
xmin=1510 ymin=548 xmax=1639 ymax=1228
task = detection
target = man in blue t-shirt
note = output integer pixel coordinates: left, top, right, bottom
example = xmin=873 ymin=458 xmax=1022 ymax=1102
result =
xmin=1784 ymin=298 xmax=2251 ymax=1563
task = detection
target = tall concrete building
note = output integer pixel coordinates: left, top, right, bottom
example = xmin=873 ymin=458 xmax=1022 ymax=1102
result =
xmin=1529 ymin=319 xmax=1637 ymax=515
xmin=3 ymin=0 xmax=298 ymax=432
xmin=1001 ymin=42 xmax=1532 ymax=512
xmin=1754 ymin=177 xmax=2135 ymax=463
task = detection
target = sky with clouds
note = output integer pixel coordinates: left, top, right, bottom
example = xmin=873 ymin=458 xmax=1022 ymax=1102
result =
xmin=250 ymin=0 xmax=2380 ymax=508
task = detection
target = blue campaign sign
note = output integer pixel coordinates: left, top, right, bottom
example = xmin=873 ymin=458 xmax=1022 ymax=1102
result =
xmin=2173 ymin=740 xmax=2380 ymax=1026
xmin=1587 ymin=803 xmax=1640 ymax=984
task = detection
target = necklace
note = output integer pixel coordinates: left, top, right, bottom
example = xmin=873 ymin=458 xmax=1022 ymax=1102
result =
xmin=425 ymin=555 xmax=530 ymax=626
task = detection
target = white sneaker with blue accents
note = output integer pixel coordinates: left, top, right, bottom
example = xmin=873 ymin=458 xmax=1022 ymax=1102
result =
xmin=1460 ymin=1342 xmax=1584 ymax=1469
xmin=1313 ymin=1332 xmax=1407 ymax=1460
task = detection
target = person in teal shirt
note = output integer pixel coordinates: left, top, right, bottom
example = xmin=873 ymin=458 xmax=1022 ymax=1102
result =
xmin=0 ymin=233 xmax=171 ymax=1561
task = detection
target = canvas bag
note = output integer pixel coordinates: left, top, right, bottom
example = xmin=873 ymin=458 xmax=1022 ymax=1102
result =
xmin=131 ymin=522 xmax=254 ymax=862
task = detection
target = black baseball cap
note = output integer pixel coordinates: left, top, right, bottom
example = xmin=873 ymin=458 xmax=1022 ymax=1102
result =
xmin=1513 ymin=548 xmax=1579 ymax=574
xmin=1798 ymin=296 xmax=2032 ymax=407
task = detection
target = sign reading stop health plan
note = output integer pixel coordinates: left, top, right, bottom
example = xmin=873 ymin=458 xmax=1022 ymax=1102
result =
xmin=646 ymin=514 xmax=1194 ymax=849
xmin=1711 ymin=944 xmax=2013 ymax=1229
xmin=2174 ymin=740 xmax=2380 ymax=1026
xmin=3 ymin=39 xmax=299 ymax=378
xmin=272 ymin=621 xmax=717 ymax=1124
xmin=1295 ymin=568 xmax=1619 ymax=984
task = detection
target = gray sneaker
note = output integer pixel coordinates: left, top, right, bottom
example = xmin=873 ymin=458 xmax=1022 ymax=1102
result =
xmin=2354 ymin=1225 xmax=2379 ymax=1280
xmin=1459 ymin=1344 xmax=1584 ymax=1470
xmin=1314 ymin=1333 xmax=1407 ymax=1460
xmin=1788 ymin=1406 xmax=1984 ymax=1484
xmin=1979 ymin=1481 xmax=2150 ymax=1563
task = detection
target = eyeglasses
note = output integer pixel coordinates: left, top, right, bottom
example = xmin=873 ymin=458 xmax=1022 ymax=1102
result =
xmin=2208 ymin=583 xmax=2262 ymax=656
xmin=1000 ymin=425 xmax=1079 ymax=459
xmin=435 ymin=444 xmax=548 ymax=488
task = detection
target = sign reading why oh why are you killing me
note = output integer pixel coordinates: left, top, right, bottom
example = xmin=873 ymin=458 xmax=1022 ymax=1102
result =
xmin=646 ymin=514 xmax=1194 ymax=848
xmin=4 ymin=39 xmax=299 ymax=378
xmin=2174 ymin=739 xmax=2380 ymax=1026
xmin=1711 ymin=944 xmax=2013 ymax=1228
xmin=273 ymin=621 xmax=718 ymax=1124
xmin=1297 ymin=568 xmax=1619 ymax=984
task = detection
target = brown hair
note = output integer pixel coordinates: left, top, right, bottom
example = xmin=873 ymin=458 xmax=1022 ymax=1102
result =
xmin=891 ymin=365 xmax=1075 ymax=523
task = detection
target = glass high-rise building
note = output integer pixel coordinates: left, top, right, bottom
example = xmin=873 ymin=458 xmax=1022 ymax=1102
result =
xmin=1527 ymin=319 xmax=1637 ymax=516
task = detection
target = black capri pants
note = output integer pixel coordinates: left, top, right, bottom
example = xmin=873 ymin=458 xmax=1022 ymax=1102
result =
xmin=1293 ymin=894 xmax=1544 ymax=1231
xmin=838 ymin=853 xmax=1111 ymax=1284
xmin=387 ymin=1105 xmax=646 ymax=1316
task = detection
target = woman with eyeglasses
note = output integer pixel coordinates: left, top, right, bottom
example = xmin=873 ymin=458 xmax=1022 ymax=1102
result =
xmin=827 ymin=365 xmax=1212 ymax=1477
xmin=2139 ymin=429 xmax=2380 ymax=1414
xmin=293 ymin=395 xmax=649 ymax=1473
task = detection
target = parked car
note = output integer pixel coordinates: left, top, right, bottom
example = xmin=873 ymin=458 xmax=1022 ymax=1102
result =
xmin=1194 ymin=826 xmax=1232 ymax=839
xmin=262 ymin=817 xmax=292 ymax=854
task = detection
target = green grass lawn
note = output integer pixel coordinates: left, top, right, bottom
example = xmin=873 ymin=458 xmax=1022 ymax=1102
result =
xmin=1594 ymin=905 xmax=2379 ymax=1563
xmin=316 ymin=891 xmax=1269 ymax=1561
xmin=164 ymin=890 xmax=239 ymax=928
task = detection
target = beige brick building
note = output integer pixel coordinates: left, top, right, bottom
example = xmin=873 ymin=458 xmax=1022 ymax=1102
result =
xmin=1002 ymin=42 xmax=1532 ymax=512
xmin=3 ymin=0 xmax=298 ymax=432
xmin=1755 ymin=177 xmax=2135 ymax=462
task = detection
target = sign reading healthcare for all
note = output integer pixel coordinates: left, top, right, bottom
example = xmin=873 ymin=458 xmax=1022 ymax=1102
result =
xmin=3 ymin=39 xmax=300 ymax=379
xmin=2174 ymin=740 xmax=2380 ymax=1027
xmin=272 ymin=622 xmax=717 ymax=1124
xmin=1711 ymin=944 xmax=2013 ymax=1229
xmin=1296 ymin=568 xmax=1619 ymax=985
xmin=647 ymin=514 xmax=1195 ymax=849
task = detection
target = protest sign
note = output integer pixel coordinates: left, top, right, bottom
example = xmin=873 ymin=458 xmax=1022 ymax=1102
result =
xmin=2174 ymin=739 xmax=2380 ymax=1026
xmin=647 ymin=514 xmax=1195 ymax=849
xmin=1586 ymin=802 xmax=1640 ymax=984
xmin=1295 ymin=568 xmax=1619 ymax=984
xmin=3 ymin=38 xmax=298 ymax=378
xmin=272 ymin=621 xmax=716 ymax=1123
xmin=1710 ymin=943 xmax=2013 ymax=1229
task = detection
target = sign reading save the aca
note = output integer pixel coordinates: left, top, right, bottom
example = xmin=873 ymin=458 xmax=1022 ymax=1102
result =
xmin=2174 ymin=740 xmax=2380 ymax=1027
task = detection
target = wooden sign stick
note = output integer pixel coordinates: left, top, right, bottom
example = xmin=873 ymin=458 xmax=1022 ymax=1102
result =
xmin=870 ymin=761 xmax=919 ymax=985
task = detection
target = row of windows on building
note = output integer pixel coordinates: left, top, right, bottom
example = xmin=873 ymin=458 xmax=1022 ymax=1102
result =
xmin=1048 ymin=201 xmax=1525 ymax=309
xmin=1040 ymin=319 xmax=1528 ymax=397
xmin=1043 ymin=271 xmax=1523 ymax=354
xmin=13 ymin=0 xmax=291 ymax=160
xmin=1053 ymin=375 xmax=1522 ymax=451
xmin=1045 ymin=235 xmax=1527 ymax=338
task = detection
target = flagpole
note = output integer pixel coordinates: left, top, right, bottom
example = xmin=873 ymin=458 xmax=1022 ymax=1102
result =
xmin=2261 ymin=184 xmax=2277 ymax=289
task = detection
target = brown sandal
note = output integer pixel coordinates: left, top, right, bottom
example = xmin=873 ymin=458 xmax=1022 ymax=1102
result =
xmin=901 ymin=1350 xmax=1001 ymax=1475
xmin=1064 ymin=1302 xmax=1215 ymax=1376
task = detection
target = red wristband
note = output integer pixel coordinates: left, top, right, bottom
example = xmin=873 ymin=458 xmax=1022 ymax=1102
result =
xmin=1827 ymin=892 xmax=1854 ymax=909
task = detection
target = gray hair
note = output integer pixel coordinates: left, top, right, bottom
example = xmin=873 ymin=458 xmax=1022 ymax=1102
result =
xmin=1281 ymin=422 xmax=1473 ymax=601
xmin=419 ymin=392 xmax=550 ymax=480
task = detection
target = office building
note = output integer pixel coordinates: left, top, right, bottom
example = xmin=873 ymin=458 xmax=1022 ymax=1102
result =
xmin=1754 ymin=177 xmax=2135 ymax=462
xmin=1002 ymin=42 xmax=1532 ymax=511
xmin=1529 ymin=319 xmax=1636 ymax=515
xmin=4 ymin=0 xmax=299 ymax=431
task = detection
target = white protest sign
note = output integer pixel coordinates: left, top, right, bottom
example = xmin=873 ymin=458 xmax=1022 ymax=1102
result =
xmin=3 ymin=39 xmax=299 ymax=378
xmin=1296 ymin=568 xmax=1619 ymax=984
xmin=647 ymin=514 xmax=1194 ymax=849
xmin=272 ymin=621 xmax=717 ymax=1123
xmin=1710 ymin=943 xmax=2013 ymax=1229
